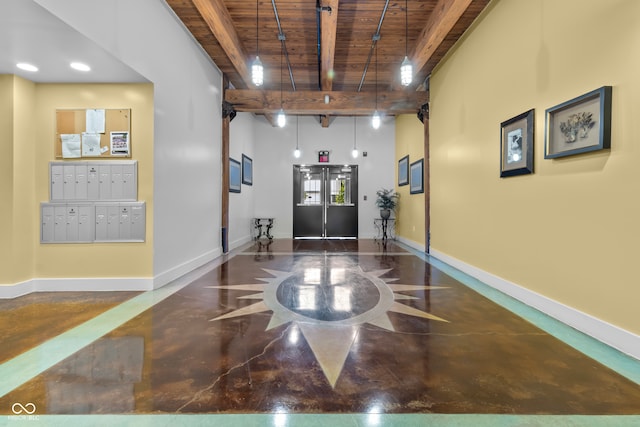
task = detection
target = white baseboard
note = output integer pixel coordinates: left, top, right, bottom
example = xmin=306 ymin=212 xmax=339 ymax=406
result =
xmin=0 ymin=277 xmax=154 ymax=298
xmin=0 ymin=248 xmax=223 ymax=299
xmin=229 ymin=235 xmax=252 ymax=251
xmin=397 ymin=236 xmax=425 ymax=252
xmin=429 ymin=248 xmax=640 ymax=361
xmin=153 ymin=248 xmax=222 ymax=289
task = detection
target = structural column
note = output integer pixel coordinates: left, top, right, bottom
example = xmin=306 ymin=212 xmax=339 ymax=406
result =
xmin=422 ymin=103 xmax=430 ymax=254
xmin=221 ymin=76 xmax=230 ymax=253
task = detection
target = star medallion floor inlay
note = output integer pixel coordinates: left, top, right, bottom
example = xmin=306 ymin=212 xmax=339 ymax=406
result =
xmin=0 ymin=239 xmax=639 ymax=419
xmin=208 ymin=264 xmax=449 ymax=387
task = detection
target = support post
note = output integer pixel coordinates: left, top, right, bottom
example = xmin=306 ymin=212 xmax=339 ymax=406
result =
xmin=221 ymin=76 xmax=231 ymax=253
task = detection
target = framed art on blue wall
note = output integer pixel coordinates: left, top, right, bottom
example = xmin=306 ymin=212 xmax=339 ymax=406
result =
xmin=229 ymin=157 xmax=241 ymax=193
xmin=242 ymin=154 xmax=253 ymax=185
xmin=410 ymin=158 xmax=424 ymax=194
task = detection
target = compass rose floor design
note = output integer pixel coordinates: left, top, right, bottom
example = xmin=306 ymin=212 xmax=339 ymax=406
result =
xmin=0 ymin=239 xmax=639 ymax=426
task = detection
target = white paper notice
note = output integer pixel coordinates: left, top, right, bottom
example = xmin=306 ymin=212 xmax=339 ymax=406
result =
xmin=61 ymin=134 xmax=81 ymax=158
xmin=110 ymin=131 xmax=130 ymax=156
xmin=82 ymin=132 xmax=101 ymax=156
xmin=86 ymin=109 xmax=106 ymax=133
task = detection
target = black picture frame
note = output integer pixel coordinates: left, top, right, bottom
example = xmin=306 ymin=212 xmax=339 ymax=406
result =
xmin=410 ymin=158 xmax=424 ymax=194
xmin=544 ymin=86 xmax=612 ymax=159
xmin=500 ymin=109 xmax=534 ymax=177
xmin=229 ymin=157 xmax=241 ymax=193
xmin=398 ymin=155 xmax=409 ymax=186
xmin=242 ymin=154 xmax=253 ymax=185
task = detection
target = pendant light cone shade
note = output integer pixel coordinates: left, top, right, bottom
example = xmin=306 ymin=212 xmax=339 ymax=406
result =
xmin=252 ymin=56 xmax=263 ymax=86
xmin=400 ymin=56 xmax=412 ymax=86
xmin=371 ymin=111 xmax=381 ymax=130
xmin=277 ymin=109 xmax=286 ymax=127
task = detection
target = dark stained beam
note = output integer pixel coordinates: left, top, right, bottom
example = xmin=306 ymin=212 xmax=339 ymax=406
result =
xmin=191 ymin=0 xmax=251 ymax=85
xmin=226 ymin=89 xmax=429 ymax=116
xmin=320 ymin=0 xmax=339 ymax=128
xmin=320 ymin=0 xmax=339 ymax=91
xmin=412 ymin=0 xmax=474 ymax=77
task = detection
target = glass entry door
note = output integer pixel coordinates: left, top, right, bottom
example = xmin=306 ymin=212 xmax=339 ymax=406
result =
xmin=293 ymin=165 xmax=358 ymax=238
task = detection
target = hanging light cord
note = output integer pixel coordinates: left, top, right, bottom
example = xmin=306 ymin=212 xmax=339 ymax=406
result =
xmin=353 ymin=117 xmax=357 ymax=150
xmin=405 ymin=0 xmax=408 ymax=57
xmin=375 ymin=44 xmax=378 ymax=110
xmin=256 ymin=0 xmax=259 ymax=55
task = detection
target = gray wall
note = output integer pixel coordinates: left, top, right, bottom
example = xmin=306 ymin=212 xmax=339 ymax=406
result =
xmin=37 ymin=0 xmax=224 ymax=286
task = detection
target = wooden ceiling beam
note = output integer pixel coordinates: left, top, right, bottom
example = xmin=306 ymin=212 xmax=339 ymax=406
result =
xmin=320 ymin=0 xmax=339 ymax=91
xmin=319 ymin=0 xmax=340 ymax=127
xmin=191 ymin=0 xmax=252 ymax=87
xmin=225 ymin=89 xmax=428 ymax=116
xmin=411 ymin=0 xmax=475 ymax=79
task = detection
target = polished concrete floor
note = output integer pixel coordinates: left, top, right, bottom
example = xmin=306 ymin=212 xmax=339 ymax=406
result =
xmin=1 ymin=239 xmax=639 ymax=426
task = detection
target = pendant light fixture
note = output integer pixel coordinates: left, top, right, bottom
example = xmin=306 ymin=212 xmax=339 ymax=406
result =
xmin=371 ymin=44 xmax=381 ymax=130
xmin=400 ymin=0 xmax=412 ymax=86
xmin=352 ymin=117 xmax=359 ymax=158
xmin=277 ymin=40 xmax=286 ymax=128
xmin=294 ymin=116 xmax=301 ymax=158
xmin=251 ymin=0 xmax=263 ymax=86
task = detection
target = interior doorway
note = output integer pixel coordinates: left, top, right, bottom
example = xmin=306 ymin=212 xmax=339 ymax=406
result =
xmin=293 ymin=165 xmax=358 ymax=239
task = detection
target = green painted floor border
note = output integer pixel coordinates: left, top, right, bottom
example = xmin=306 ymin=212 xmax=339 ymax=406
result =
xmin=1 ymin=240 xmax=639 ymax=425
xmin=401 ymin=244 xmax=640 ymax=386
xmin=2 ymin=414 xmax=640 ymax=427
xmin=0 ymin=254 xmax=232 ymax=398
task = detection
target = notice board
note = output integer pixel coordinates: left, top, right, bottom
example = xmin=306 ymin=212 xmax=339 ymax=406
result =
xmin=55 ymin=109 xmax=131 ymax=159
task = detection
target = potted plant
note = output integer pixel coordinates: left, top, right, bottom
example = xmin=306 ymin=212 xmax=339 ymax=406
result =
xmin=375 ymin=188 xmax=399 ymax=219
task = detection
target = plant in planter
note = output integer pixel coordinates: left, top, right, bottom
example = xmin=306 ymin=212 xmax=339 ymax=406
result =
xmin=375 ymin=188 xmax=399 ymax=219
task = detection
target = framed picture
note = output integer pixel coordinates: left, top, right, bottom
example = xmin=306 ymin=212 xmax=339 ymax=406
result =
xmin=544 ymin=86 xmax=612 ymax=159
xmin=398 ymin=155 xmax=409 ymax=186
xmin=410 ymin=158 xmax=424 ymax=194
xmin=242 ymin=154 xmax=253 ymax=185
xmin=229 ymin=158 xmax=241 ymax=193
xmin=500 ymin=109 xmax=534 ymax=177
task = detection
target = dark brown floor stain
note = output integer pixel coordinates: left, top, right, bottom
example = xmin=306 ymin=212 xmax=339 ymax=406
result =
xmin=1 ymin=240 xmax=639 ymax=415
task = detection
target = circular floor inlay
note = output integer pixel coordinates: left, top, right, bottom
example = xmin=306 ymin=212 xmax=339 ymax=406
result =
xmin=276 ymin=268 xmax=381 ymax=321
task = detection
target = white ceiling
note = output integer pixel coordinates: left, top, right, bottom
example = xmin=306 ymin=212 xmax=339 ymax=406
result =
xmin=0 ymin=0 xmax=147 ymax=83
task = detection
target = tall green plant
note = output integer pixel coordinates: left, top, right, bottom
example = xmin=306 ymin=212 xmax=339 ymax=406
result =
xmin=375 ymin=188 xmax=399 ymax=210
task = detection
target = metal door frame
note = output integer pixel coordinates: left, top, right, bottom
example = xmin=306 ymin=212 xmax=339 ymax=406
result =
xmin=293 ymin=164 xmax=358 ymax=239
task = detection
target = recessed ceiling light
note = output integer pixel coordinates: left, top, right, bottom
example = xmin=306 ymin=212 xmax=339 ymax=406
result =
xmin=16 ymin=63 xmax=38 ymax=72
xmin=70 ymin=62 xmax=91 ymax=72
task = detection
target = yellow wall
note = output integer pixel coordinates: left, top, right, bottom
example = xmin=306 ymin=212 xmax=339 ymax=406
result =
xmin=0 ymin=80 xmax=154 ymax=285
xmin=0 ymin=76 xmax=17 ymax=281
xmin=395 ymin=114 xmax=425 ymax=247
xmin=0 ymin=76 xmax=37 ymax=284
xmin=13 ymin=77 xmax=37 ymax=283
xmin=429 ymin=0 xmax=640 ymax=334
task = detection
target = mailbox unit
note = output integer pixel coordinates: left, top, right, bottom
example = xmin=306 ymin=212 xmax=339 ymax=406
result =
xmin=42 ymin=160 xmax=145 ymax=244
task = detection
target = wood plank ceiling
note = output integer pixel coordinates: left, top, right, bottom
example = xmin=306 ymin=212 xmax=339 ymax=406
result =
xmin=167 ymin=0 xmax=490 ymax=126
